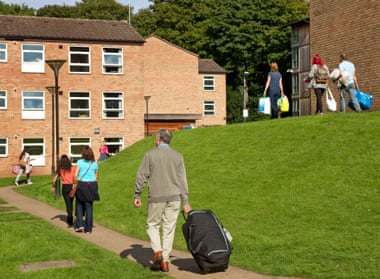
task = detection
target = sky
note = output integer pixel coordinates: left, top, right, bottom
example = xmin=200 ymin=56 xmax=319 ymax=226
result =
xmin=2 ymin=0 xmax=151 ymax=11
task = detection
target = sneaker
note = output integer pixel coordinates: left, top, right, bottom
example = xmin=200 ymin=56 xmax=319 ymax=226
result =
xmin=75 ymin=227 xmax=84 ymax=233
xmin=14 ymin=182 xmax=19 ymax=186
xmin=27 ymin=181 xmax=33 ymax=185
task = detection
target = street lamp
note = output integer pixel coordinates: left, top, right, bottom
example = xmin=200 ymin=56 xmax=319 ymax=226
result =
xmin=243 ymin=71 xmax=249 ymax=122
xmin=144 ymin=96 xmax=151 ymax=137
xmin=46 ymin=59 xmax=65 ymax=182
xmin=45 ymin=85 xmax=59 ymax=177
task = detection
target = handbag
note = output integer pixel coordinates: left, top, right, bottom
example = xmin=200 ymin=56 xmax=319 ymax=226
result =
xmin=326 ymin=87 xmax=337 ymax=112
xmin=12 ymin=164 xmax=20 ymax=175
xmin=280 ymin=96 xmax=289 ymax=112
xmin=258 ymin=97 xmax=271 ymax=115
xmin=348 ymin=89 xmax=373 ymax=111
xmin=19 ymin=159 xmax=26 ymax=168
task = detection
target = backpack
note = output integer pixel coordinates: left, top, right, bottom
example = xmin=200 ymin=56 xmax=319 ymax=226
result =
xmin=316 ymin=66 xmax=329 ymax=83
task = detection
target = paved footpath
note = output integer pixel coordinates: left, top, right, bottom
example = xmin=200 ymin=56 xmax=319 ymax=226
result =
xmin=0 ymin=185 xmax=302 ymax=279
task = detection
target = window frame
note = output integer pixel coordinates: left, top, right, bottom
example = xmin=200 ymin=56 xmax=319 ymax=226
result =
xmin=102 ymin=47 xmax=123 ymax=74
xmin=102 ymin=137 xmax=124 ymax=155
xmin=0 ymin=137 xmax=8 ymax=157
xmin=203 ymin=100 xmax=216 ymax=116
xmin=69 ymin=137 xmax=91 ymax=163
xmin=0 ymin=43 xmax=7 ymax=62
xmin=102 ymin=92 xmax=124 ymax=119
xmin=22 ymin=91 xmax=45 ymax=119
xmin=69 ymin=46 xmax=91 ymax=73
xmin=69 ymin=91 xmax=91 ymax=119
xmin=203 ymin=76 xmax=215 ymax=91
xmin=0 ymin=90 xmax=7 ymax=109
xmin=22 ymin=138 xmax=45 ymax=166
xmin=22 ymin=44 xmax=44 ymax=73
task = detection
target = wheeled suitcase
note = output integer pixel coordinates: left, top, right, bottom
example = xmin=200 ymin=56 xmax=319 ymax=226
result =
xmin=182 ymin=210 xmax=232 ymax=274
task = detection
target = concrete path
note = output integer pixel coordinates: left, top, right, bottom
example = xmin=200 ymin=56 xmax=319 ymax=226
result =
xmin=0 ymin=185 xmax=302 ymax=279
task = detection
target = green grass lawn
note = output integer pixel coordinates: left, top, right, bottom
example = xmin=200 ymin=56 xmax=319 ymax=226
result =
xmin=2 ymin=111 xmax=379 ymax=279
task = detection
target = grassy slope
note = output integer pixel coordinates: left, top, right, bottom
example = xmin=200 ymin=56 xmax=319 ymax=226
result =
xmin=10 ymin=112 xmax=380 ymax=279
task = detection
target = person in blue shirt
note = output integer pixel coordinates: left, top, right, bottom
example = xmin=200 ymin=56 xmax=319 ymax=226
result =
xmin=74 ymin=146 xmax=99 ymax=234
xmin=263 ymin=62 xmax=285 ymax=119
xmin=338 ymin=53 xmax=361 ymax=112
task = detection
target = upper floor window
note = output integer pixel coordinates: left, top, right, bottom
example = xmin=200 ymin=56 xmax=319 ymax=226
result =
xmin=203 ymin=100 xmax=215 ymax=116
xmin=22 ymin=44 xmax=44 ymax=73
xmin=103 ymin=48 xmax=123 ymax=74
xmin=0 ymin=138 xmax=7 ymax=157
xmin=0 ymin=90 xmax=6 ymax=109
xmin=203 ymin=76 xmax=215 ymax=91
xmin=69 ymin=137 xmax=91 ymax=163
xmin=69 ymin=91 xmax=90 ymax=118
xmin=22 ymin=91 xmax=45 ymax=119
xmin=69 ymin=46 xmax=90 ymax=73
xmin=102 ymin=92 xmax=123 ymax=119
xmin=0 ymin=43 xmax=7 ymax=62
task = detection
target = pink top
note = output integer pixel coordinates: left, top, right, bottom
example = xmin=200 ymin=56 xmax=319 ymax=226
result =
xmin=99 ymin=145 xmax=108 ymax=154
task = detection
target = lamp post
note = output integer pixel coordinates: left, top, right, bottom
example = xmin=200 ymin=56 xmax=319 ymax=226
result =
xmin=45 ymin=85 xmax=58 ymax=177
xmin=144 ymin=96 xmax=151 ymax=137
xmin=45 ymin=59 xmax=66 ymax=200
xmin=243 ymin=71 xmax=249 ymax=122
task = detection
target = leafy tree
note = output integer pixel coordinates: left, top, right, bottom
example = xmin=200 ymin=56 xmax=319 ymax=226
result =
xmin=0 ymin=1 xmax=34 ymax=15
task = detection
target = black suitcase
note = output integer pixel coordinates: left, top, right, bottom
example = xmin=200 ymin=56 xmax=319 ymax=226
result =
xmin=182 ymin=210 xmax=232 ymax=274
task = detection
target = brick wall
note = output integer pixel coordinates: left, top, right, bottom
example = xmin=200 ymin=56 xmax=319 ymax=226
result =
xmin=310 ymin=0 xmax=380 ymax=111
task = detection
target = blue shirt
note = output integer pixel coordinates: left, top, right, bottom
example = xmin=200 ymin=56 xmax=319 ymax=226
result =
xmin=77 ymin=159 xmax=98 ymax=182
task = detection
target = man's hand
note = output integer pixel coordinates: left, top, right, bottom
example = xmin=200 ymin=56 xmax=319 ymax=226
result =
xmin=134 ymin=198 xmax=142 ymax=208
xmin=183 ymin=204 xmax=192 ymax=214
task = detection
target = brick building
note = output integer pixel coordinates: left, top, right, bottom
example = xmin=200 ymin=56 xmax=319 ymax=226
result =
xmin=290 ymin=0 xmax=379 ymax=115
xmin=0 ymin=16 xmax=226 ymax=178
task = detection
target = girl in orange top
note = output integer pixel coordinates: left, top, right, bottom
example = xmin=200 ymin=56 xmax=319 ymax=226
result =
xmin=53 ymin=154 xmax=76 ymax=226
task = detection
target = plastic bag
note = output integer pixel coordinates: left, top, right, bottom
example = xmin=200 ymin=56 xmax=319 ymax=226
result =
xmin=258 ymin=97 xmax=271 ymax=115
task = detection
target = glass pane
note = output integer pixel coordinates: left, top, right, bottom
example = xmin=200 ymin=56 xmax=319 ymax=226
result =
xmin=71 ymin=99 xmax=89 ymax=109
xmin=24 ymin=53 xmax=43 ymax=63
xmin=23 ymin=45 xmax=43 ymax=51
xmin=104 ymin=54 xmax=121 ymax=65
xmin=0 ymin=146 xmax=6 ymax=154
xmin=24 ymin=91 xmax=43 ymax=97
xmin=105 ymin=100 xmax=121 ymax=109
xmin=0 ymin=43 xmax=5 ymax=49
xmin=24 ymin=99 xmax=43 ymax=109
xmin=71 ymin=54 xmax=89 ymax=64
xmin=0 ymin=138 xmax=6 ymax=144
xmin=24 ymin=138 xmax=43 ymax=144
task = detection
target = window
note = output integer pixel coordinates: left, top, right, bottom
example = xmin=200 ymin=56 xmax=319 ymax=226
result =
xmin=102 ymin=92 xmax=123 ymax=119
xmin=0 ymin=138 xmax=7 ymax=157
xmin=69 ymin=137 xmax=90 ymax=163
xmin=22 ymin=91 xmax=45 ymax=119
xmin=203 ymin=100 xmax=215 ymax=116
xmin=0 ymin=43 xmax=7 ymax=62
xmin=203 ymin=76 xmax=215 ymax=91
xmin=0 ymin=90 xmax=6 ymax=109
xmin=103 ymin=48 xmax=123 ymax=74
xmin=22 ymin=138 xmax=45 ymax=166
xmin=69 ymin=92 xmax=90 ymax=118
xmin=69 ymin=46 xmax=90 ymax=73
xmin=22 ymin=44 xmax=44 ymax=72
xmin=103 ymin=137 xmax=123 ymax=154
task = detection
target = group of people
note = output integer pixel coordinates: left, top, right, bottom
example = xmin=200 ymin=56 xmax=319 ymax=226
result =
xmin=262 ymin=53 xmax=361 ymax=117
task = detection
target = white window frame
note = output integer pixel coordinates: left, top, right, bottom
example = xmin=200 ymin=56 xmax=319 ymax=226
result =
xmin=69 ymin=46 xmax=91 ymax=73
xmin=22 ymin=44 xmax=44 ymax=73
xmin=102 ymin=92 xmax=124 ymax=119
xmin=69 ymin=91 xmax=91 ymax=119
xmin=0 ymin=43 xmax=7 ymax=62
xmin=102 ymin=47 xmax=123 ymax=74
xmin=0 ymin=90 xmax=7 ymax=109
xmin=203 ymin=100 xmax=215 ymax=116
xmin=203 ymin=76 xmax=215 ymax=91
xmin=22 ymin=138 xmax=45 ymax=166
xmin=22 ymin=91 xmax=45 ymax=119
xmin=69 ymin=137 xmax=91 ymax=163
xmin=103 ymin=137 xmax=124 ymax=155
xmin=0 ymin=137 xmax=8 ymax=157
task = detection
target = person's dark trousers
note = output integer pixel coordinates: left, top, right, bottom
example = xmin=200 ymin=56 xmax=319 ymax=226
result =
xmin=314 ymin=87 xmax=325 ymax=113
xmin=62 ymin=184 xmax=74 ymax=226
xmin=270 ymin=94 xmax=280 ymax=119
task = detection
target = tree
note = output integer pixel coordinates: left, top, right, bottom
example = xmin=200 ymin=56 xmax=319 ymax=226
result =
xmin=0 ymin=1 xmax=34 ymax=15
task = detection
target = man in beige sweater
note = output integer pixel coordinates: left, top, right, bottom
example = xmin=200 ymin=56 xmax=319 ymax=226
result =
xmin=134 ymin=128 xmax=192 ymax=272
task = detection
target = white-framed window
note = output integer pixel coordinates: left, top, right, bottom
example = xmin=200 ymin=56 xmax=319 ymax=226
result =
xmin=102 ymin=92 xmax=123 ymax=119
xmin=22 ymin=44 xmax=44 ymax=73
xmin=203 ymin=76 xmax=215 ymax=91
xmin=102 ymin=47 xmax=123 ymax=74
xmin=69 ymin=91 xmax=90 ymax=118
xmin=103 ymin=137 xmax=123 ymax=154
xmin=0 ymin=90 xmax=7 ymax=109
xmin=203 ymin=100 xmax=215 ymax=116
xmin=69 ymin=46 xmax=90 ymax=73
xmin=22 ymin=138 xmax=45 ymax=166
xmin=69 ymin=137 xmax=91 ymax=163
xmin=0 ymin=138 xmax=8 ymax=157
xmin=0 ymin=43 xmax=7 ymax=62
xmin=22 ymin=91 xmax=45 ymax=119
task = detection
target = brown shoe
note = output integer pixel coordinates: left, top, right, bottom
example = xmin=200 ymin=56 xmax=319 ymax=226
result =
xmin=150 ymin=251 xmax=162 ymax=271
xmin=160 ymin=261 xmax=169 ymax=272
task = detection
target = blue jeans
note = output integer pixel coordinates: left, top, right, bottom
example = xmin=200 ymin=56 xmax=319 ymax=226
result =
xmin=340 ymin=83 xmax=361 ymax=112
xmin=75 ymin=199 xmax=93 ymax=232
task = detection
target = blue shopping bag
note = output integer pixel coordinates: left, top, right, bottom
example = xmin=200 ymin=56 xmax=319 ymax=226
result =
xmin=349 ymin=89 xmax=373 ymax=110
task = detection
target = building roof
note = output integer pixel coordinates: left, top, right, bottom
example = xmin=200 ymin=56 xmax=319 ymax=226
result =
xmin=0 ymin=15 xmax=145 ymax=44
xmin=199 ymin=59 xmax=226 ymax=74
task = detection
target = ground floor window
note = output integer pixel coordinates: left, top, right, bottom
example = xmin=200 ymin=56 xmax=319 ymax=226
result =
xmin=69 ymin=137 xmax=90 ymax=163
xmin=22 ymin=138 xmax=45 ymax=166
xmin=0 ymin=138 xmax=7 ymax=157
xmin=103 ymin=137 xmax=123 ymax=155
